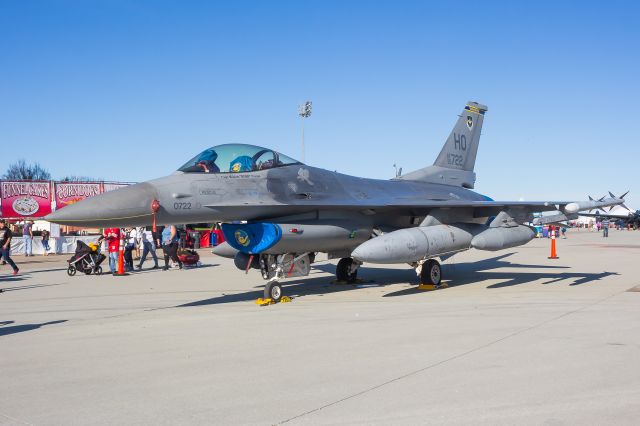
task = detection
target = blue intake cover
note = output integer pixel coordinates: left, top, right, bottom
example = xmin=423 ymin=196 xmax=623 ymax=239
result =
xmin=221 ymin=223 xmax=283 ymax=254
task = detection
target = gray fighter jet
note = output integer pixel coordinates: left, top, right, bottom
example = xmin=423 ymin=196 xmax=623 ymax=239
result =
xmin=46 ymin=102 xmax=625 ymax=302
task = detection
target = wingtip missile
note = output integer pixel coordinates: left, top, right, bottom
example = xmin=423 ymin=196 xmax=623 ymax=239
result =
xmin=564 ymin=194 xmax=625 ymax=215
xmin=605 ymin=191 xmax=631 ymax=211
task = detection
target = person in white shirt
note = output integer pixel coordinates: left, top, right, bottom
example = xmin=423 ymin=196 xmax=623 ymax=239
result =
xmin=135 ymin=226 xmax=143 ymax=259
xmin=137 ymin=228 xmax=159 ymax=270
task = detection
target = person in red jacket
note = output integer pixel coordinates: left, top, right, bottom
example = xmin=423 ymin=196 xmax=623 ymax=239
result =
xmin=103 ymin=227 xmax=121 ymax=274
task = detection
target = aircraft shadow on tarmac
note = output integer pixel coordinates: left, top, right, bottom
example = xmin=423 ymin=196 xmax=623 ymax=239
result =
xmin=0 ymin=267 xmax=67 ymax=279
xmin=384 ymin=253 xmax=618 ymax=297
xmin=443 ymin=253 xmax=617 ymax=287
xmin=24 ymin=267 xmax=68 ymax=275
xmin=1 ymin=268 xmax=66 ymax=283
xmin=1 ymin=283 xmax=64 ymax=292
xmin=0 ymin=320 xmax=67 ymax=337
xmin=0 ymin=275 xmax=28 ymax=283
xmin=176 ymin=274 xmax=378 ymax=307
xmin=174 ymin=253 xmax=618 ymax=306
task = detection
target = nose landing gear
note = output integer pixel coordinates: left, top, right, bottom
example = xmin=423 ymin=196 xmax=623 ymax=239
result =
xmin=255 ymin=253 xmax=310 ymax=306
xmin=256 ymin=280 xmax=293 ymax=306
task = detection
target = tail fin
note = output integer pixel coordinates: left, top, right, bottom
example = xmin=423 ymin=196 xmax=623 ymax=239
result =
xmin=399 ymin=101 xmax=488 ymax=189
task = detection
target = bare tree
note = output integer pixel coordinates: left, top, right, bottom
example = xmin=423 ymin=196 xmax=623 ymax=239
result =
xmin=2 ymin=159 xmax=51 ymax=180
xmin=59 ymin=176 xmax=101 ymax=182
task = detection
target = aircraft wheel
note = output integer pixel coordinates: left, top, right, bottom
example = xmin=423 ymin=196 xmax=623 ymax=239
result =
xmin=420 ymin=259 xmax=442 ymax=286
xmin=264 ymin=281 xmax=282 ymax=303
xmin=67 ymin=266 xmax=76 ymax=277
xmin=336 ymin=258 xmax=358 ymax=283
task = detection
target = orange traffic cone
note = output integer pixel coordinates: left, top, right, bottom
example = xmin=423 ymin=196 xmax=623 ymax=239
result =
xmin=114 ymin=233 xmax=128 ymax=276
xmin=548 ymin=225 xmax=559 ymax=259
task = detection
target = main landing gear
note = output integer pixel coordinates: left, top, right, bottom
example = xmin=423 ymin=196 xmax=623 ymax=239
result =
xmin=336 ymin=257 xmax=361 ymax=283
xmin=416 ymin=258 xmax=447 ymax=290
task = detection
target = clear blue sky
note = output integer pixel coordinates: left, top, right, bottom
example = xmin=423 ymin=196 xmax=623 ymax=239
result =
xmin=1 ymin=1 xmax=638 ymax=206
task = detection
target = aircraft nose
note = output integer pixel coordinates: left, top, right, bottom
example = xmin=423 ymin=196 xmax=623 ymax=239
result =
xmin=46 ymin=182 xmax=158 ymax=227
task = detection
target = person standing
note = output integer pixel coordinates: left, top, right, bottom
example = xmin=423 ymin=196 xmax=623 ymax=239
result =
xmin=0 ymin=220 xmax=19 ymax=277
xmin=137 ymin=227 xmax=159 ymax=270
xmin=124 ymin=227 xmax=136 ymax=271
xmin=41 ymin=229 xmax=50 ymax=255
xmin=154 ymin=225 xmax=170 ymax=267
xmin=602 ymin=218 xmax=610 ymax=238
xmin=135 ymin=227 xmax=143 ymax=260
xmin=161 ymin=225 xmax=183 ymax=271
xmin=104 ymin=227 xmax=121 ymax=274
xmin=23 ymin=220 xmax=33 ymax=256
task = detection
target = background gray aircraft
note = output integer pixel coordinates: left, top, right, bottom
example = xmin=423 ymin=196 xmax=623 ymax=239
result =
xmin=47 ymin=102 xmax=624 ymax=302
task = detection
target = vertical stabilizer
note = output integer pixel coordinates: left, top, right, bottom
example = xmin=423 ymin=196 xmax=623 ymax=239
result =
xmin=399 ymin=101 xmax=488 ymax=188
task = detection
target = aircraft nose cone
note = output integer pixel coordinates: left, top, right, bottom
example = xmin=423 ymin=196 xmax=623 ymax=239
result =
xmin=46 ymin=182 xmax=158 ymax=227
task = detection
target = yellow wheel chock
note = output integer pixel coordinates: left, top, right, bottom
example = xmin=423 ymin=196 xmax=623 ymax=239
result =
xmin=417 ymin=282 xmax=449 ymax=291
xmin=255 ymin=296 xmax=293 ymax=306
xmin=418 ymin=284 xmax=436 ymax=291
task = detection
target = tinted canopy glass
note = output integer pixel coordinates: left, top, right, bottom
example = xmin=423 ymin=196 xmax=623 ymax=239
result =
xmin=178 ymin=144 xmax=301 ymax=174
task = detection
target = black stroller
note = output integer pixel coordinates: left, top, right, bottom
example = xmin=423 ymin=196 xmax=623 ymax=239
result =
xmin=67 ymin=240 xmax=106 ymax=276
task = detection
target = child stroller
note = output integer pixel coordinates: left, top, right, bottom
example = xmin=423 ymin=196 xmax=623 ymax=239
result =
xmin=67 ymin=240 xmax=106 ymax=276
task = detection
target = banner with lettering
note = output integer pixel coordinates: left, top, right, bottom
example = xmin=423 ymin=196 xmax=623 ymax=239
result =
xmin=54 ymin=182 xmax=103 ymax=209
xmin=0 ymin=181 xmax=52 ymax=218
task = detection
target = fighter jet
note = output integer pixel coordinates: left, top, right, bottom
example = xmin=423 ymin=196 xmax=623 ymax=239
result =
xmin=46 ymin=102 xmax=625 ymax=302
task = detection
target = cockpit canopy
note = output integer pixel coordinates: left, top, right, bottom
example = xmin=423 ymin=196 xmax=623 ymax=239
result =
xmin=178 ymin=144 xmax=301 ymax=174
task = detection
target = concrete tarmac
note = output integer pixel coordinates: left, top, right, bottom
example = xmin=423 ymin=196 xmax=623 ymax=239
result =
xmin=1 ymin=229 xmax=639 ymax=425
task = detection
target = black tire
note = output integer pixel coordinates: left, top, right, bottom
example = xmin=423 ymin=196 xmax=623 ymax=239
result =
xmin=264 ymin=281 xmax=282 ymax=302
xmin=67 ymin=266 xmax=76 ymax=277
xmin=84 ymin=268 xmax=93 ymax=275
xmin=336 ymin=258 xmax=358 ymax=283
xmin=420 ymin=259 xmax=442 ymax=286
xmin=94 ymin=266 xmax=103 ymax=276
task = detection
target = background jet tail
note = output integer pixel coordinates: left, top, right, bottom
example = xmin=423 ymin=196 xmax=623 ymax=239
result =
xmin=399 ymin=101 xmax=488 ymax=189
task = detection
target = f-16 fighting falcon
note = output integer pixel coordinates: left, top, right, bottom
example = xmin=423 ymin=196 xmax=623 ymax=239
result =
xmin=47 ymin=102 xmax=625 ymax=302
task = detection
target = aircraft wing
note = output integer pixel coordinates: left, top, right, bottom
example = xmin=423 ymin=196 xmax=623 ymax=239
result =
xmin=205 ymin=196 xmax=624 ymax=222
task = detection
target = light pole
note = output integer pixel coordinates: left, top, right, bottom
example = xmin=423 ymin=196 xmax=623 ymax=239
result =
xmin=298 ymin=101 xmax=312 ymax=162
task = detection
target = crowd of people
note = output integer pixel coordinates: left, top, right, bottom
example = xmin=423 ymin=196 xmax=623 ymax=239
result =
xmin=1 ymin=221 xmax=197 ymax=282
xmin=103 ymin=225 xmax=184 ymax=274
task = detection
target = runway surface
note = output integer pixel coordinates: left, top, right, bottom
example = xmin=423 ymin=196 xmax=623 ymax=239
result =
xmin=1 ymin=229 xmax=639 ymax=425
